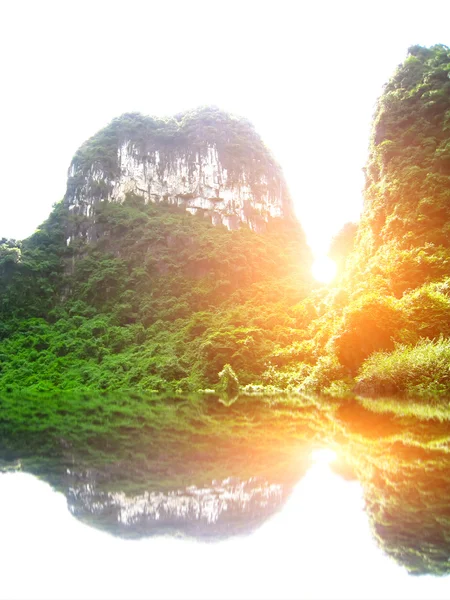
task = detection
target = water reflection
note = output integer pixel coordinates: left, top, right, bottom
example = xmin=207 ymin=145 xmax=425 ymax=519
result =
xmin=334 ymin=400 xmax=450 ymax=576
xmin=1 ymin=392 xmax=450 ymax=598
xmin=68 ymin=475 xmax=286 ymax=538
xmin=1 ymin=459 xmax=449 ymax=600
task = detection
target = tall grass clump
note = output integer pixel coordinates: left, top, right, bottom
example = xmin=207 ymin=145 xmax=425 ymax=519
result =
xmin=355 ymin=338 xmax=450 ymax=399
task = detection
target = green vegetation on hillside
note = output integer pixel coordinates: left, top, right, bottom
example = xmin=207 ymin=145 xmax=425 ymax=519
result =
xmin=342 ymin=44 xmax=450 ymax=396
xmin=267 ymin=44 xmax=450 ymax=398
xmin=0 ymin=197 xmax=312 ymax=395
xmin=2 ymin=46 xmax=450 ymax=402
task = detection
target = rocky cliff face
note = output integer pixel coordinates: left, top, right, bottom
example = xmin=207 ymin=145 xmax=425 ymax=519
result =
xmin=64 ymin=107 xmax=293 ymax=242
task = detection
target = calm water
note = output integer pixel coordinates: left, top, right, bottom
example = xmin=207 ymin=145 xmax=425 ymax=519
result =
xmin=1 ymin=393 xmax=449 ymax=599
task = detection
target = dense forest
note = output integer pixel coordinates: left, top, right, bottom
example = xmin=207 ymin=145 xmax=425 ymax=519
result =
xmin=0 ymin=201 xmax=312 ymax=394
xmin=327 ymin=43 xmax=450 ymax=397
xmin=1 ymin=44 xmax=450 ymax=401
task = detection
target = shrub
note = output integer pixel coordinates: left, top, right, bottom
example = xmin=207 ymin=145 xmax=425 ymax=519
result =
xmin=332 ymin=293 xmax=408 ymax=373
xmin=261 ymin=363 xmax=311 ymax=388
xmin=299 ymin=353 xmax=347 ymax=393
xmin=217 ymin=364 xmax=240 ymax=398
xmin=400 ymin=279 xmax=450 ymax=339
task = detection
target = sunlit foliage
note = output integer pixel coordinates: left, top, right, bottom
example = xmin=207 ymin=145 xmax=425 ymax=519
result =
xmin=293 ymin=45 xmax=450 ymax=396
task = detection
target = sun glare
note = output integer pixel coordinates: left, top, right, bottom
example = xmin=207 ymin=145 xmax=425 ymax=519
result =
xmin=311 ymin=256 xmax=337 ymax=284
xmin=311 ymin=448 xmax=337 ymax=465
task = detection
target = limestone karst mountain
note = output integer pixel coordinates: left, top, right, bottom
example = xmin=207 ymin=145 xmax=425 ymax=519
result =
xmin=65 ymin=106 xmax=294 ymax=243
xmin=0 ymin=106 xmax=312 ymax=394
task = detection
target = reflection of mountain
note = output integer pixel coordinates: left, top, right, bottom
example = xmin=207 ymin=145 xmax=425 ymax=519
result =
xmin=67 ymin=475 xmax=291 ymax=539
xmin=0 ymin=393 xmax=322 ymax=539
xmin=2 ymin=392 xmax=450 ymax=571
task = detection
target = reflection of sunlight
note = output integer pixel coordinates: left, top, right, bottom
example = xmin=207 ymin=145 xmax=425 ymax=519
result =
xmin=312 ymin=255 xmax=337 ymax=284
xmin=311 ymin=447 xmax=337 ymax=465
xmin=1 ymin=471 xmax=450 ymax=600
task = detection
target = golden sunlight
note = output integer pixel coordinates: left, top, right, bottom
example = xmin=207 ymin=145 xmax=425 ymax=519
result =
xmin=311 ymin=256 xmax=337 ymax=284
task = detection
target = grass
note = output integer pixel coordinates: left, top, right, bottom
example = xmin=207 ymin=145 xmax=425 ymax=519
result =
xmin=355 ymin=338 xmax=450 ymax=399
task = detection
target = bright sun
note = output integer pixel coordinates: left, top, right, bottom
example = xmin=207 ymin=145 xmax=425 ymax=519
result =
xmin=311 ymin=256 xmax=337 ymax=284
xmin=311 ymin=448 xmax=337 ymax=465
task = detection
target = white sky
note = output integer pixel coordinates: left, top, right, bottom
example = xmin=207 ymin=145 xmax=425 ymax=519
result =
xmin=0 ymin=0 xmax=449 ymax=255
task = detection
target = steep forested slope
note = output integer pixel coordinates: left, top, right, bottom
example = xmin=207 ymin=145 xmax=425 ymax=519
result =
xmin=328 ymin=45 xmax=450 ymax=396
xmin=350 ymin=44 xmax=450 ymax=296
xmin=264 ymin=44 xmax=450 ymax=398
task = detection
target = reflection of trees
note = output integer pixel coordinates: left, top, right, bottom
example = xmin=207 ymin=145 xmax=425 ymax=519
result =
xmin=365 ymin=453 xmax=450 ymax=575
xmin=3 ymin=391 xmax=450 ymax=569
xmin=17 ymin=394 xmax=326 ymax=539
xmin=336 ymin=401 xmax=450 ymax=575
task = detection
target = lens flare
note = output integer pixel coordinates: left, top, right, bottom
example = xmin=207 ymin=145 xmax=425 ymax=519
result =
xmin=311 ymin=256 xmax=337 ymax=284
